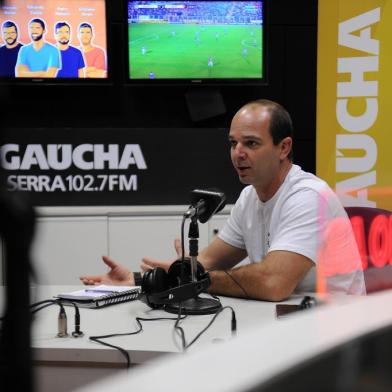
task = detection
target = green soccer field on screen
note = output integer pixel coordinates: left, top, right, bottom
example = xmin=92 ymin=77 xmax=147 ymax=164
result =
xmin=128 ymin=23 xmax=263 ymax=79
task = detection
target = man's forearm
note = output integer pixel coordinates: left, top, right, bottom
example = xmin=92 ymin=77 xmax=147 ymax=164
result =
xmin=209 ymin=269 xmax=250 ymax=298
xmin=197 ymin=238 xmax=247 ymax=272
xmin=208 ymin=263 xmax=293 ymax=302
xmin=207 ymin=250 xmax=314 ymax=302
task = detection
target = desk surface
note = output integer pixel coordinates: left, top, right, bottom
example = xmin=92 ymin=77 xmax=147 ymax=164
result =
xmin=2 ymin=285 xmax=389 ymax=392
xmin=28 ymin=285 xmax=313 ymax=366
xmin=73 ymin=289 xmax=392 ymax=392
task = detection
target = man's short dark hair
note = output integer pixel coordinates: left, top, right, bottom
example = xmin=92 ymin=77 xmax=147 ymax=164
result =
xmin=2 ymin=20 xmax=17 ymax=33
xmin=250 ymin=99 xmax=294 ymax=161
xmin=30 ymin=18 xmax=45 ymax=30
xmin=55 ymin=21 xmax=70 ymax=33
xmin=79 ymin=22 xmax=92 ymax=31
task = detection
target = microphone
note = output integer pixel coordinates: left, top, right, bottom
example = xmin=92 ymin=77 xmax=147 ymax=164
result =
xmin=184 ymin=189 xmax=226 ymax=223
xmin=148 ymin=188 xmax=225 ymax=315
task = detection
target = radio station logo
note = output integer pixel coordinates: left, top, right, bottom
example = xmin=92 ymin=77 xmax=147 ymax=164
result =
xmin=0 ymin=143 xmax=147 ymax=192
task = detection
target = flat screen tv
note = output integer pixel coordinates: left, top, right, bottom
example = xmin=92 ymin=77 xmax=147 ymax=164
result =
xmin=0 ymin=0 xmax=109 ymax=83
xmin=127 ymin=0 xmax=265 ymax=84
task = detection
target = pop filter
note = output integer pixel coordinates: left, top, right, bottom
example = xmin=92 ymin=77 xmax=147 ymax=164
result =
xmin=189 ymin=189 xmax=226 ymax=223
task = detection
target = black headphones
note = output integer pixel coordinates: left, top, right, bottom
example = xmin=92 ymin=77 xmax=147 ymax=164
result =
xmin=139 ymin=258 xmax=211 ymax=309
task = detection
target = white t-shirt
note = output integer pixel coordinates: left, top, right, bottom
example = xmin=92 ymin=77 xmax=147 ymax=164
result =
xmin=219 ymin=165 xmax=366 ymax=295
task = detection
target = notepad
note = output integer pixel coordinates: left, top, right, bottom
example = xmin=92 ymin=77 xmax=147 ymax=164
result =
xmin=56 ymin=285 xmax=141 ymax=308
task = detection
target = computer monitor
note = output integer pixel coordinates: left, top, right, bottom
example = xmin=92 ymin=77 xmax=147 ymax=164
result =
xmin=0 ymin=0 xmax=109 ymax=83
xmin=127 ymin=0 xmax=266 ymax=84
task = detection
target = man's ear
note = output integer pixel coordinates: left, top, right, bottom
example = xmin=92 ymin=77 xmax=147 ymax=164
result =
xmin=279 ymin=137 xmax=292 ymax=160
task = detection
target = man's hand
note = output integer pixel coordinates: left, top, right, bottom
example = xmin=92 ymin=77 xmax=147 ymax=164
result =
xmin=80 ymin=255 xmax=134 ymax=286
xmin=140 ymin=238 xmax=182 ymax=273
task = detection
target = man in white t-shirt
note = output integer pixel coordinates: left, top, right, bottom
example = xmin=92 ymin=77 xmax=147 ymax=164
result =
xmin=81 ymin=100 xmax=365 ymax=299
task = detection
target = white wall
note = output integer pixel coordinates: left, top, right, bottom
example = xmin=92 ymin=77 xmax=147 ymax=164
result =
xmin=108 ymin=215 xmax=210 ymax=272
xmin=7 ymin=206 xmax=233 ymax=285
xmin=32 ymin=216 xmax=109 ymax=285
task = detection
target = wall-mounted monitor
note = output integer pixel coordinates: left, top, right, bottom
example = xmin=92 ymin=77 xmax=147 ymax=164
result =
xmin=127 ymin=0 xmax=265 ymax=84
xmin=0 ymin=0 xmax=109 ymax=83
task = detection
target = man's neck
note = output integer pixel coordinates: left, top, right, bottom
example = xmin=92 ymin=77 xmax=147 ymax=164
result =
xmin=256 ymin=161 xmax=293 ymax=202
xmin=81 ymin=43 xmax=93 ymax=52
xmin=6 ymin=42 xmax=19 ymax=49
xmin=58 ymin=44 xmax=69 ymax=51
xmin=32 ymin=40 xmax=44 ymax=50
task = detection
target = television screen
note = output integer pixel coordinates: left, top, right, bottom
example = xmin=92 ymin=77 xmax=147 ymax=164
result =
xmin=127 ymin=1 xmax=264 ymax=82
xmin=0 ymin=0 xmax=108 ymax=79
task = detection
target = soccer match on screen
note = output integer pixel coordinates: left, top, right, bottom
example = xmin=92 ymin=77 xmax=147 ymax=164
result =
xmin=128 ymin=1 xmax=263 ymax=79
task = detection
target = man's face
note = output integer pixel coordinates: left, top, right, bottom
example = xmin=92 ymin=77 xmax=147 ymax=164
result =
xmin=229 ymin=105 xmax=283 ymax=190
xmin=29 ymin=22 xmax=44 ymax=42
xmin=79 ymin=27 xmax=92 ymax=45
xmin=55 ymin=25 xmax=70 ymax=45
xmin=2 ymin=26 xmax=17 ymax=46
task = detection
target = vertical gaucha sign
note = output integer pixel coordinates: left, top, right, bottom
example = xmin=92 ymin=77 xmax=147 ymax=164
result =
xmin=317 ymin=0 xmax=392 ymax=210
xmin=316 ymin=0 xmax=392 ymax=288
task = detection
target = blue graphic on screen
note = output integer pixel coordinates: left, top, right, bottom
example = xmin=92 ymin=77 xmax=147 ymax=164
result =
xmin=0 ymin=0 xmax=108 ymax=79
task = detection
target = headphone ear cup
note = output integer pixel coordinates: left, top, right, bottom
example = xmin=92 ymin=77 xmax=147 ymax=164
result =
xmin=140 ymin=267 xmax=169 ymax=309
xmin=141 ymin=269 xmax=153 ymax=294
xmin=167 ymin=259 xmax=185 ymax=287
xmin=195 ymin=261 xmax=207 ymax=280
xmin=141 ymin=267 xmax=169 ymax=294
xmin=167 ymin=259 xmax=206 ymax=287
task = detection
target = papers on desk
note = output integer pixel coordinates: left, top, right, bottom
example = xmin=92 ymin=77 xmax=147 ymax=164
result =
xmin=56 ymin=285 xmax=141 ymax=308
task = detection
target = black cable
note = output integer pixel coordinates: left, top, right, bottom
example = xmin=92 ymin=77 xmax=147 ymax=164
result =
xmin=89 ymin=314 xmax=187 ymax=368
xmin=30 ymin=299 xmax=57 ymax=308
xmin=0 ymin=302 xmax=52 ymax=322
xmin=181 ymin=214 xmax=187 ymax=262
xmin=89 ymin=336 xmax=134 ymax=368
xmin=30 ymin=299 xmax=58 ymax=314
xmin=30 ymin=297 xmax=130 ymax=367
xmin=174 ymin=304 xmax=237 ymax=351
xmin=182 ymin=203 xmax=246 ymax=301
xmin=187 ymin=306 xmax=236 ymax=348
xmin=19 ymin=295 xmax=237 ymax=367
xmin=174 ymin=304 xmax=187 ymax=350
xmin=31 ymin=302 xmax=57 ymax=314
xmin=30 ymin=299 xmax=85 ymax=339
xmin=63 ymin=301 xmax=84 ymax=337
xmin=204 ymin=265 xmax=250 ymax=299
xmin=223 ymin=270 xmax=250 ymax=299
xmin=28 ymin=299 xmax=70 ymax=338
xmin=135 ymin=315 xmax=187 ymax=326
xmin=30 ymin=299 xmax=67 ymax=314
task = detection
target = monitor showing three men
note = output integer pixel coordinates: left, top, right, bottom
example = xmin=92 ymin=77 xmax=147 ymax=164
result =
xmin=0 ymin=0 xmax=108 ymax=79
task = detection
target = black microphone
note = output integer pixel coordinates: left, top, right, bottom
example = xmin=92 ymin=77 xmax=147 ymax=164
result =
xmin=185 ymin=189 xmax=226 ymax=223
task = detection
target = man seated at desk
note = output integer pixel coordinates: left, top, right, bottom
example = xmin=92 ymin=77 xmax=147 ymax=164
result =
xmin=81 ymin=99 xmax=366 ymax=300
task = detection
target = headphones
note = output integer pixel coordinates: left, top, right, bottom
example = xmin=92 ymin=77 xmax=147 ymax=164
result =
xmin=139 ymin=258 xmax=211 ymax=309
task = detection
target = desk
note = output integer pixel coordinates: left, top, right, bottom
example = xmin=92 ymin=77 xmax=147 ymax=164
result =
xmin=28 ymin=285 xmax=311 ymax=391
xmin=73 ymin=289 xmax=392 ymax=392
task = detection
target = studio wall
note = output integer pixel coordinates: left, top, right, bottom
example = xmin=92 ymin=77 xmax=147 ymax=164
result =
xmin=0 ymin=0 xmax=318 ymax=206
